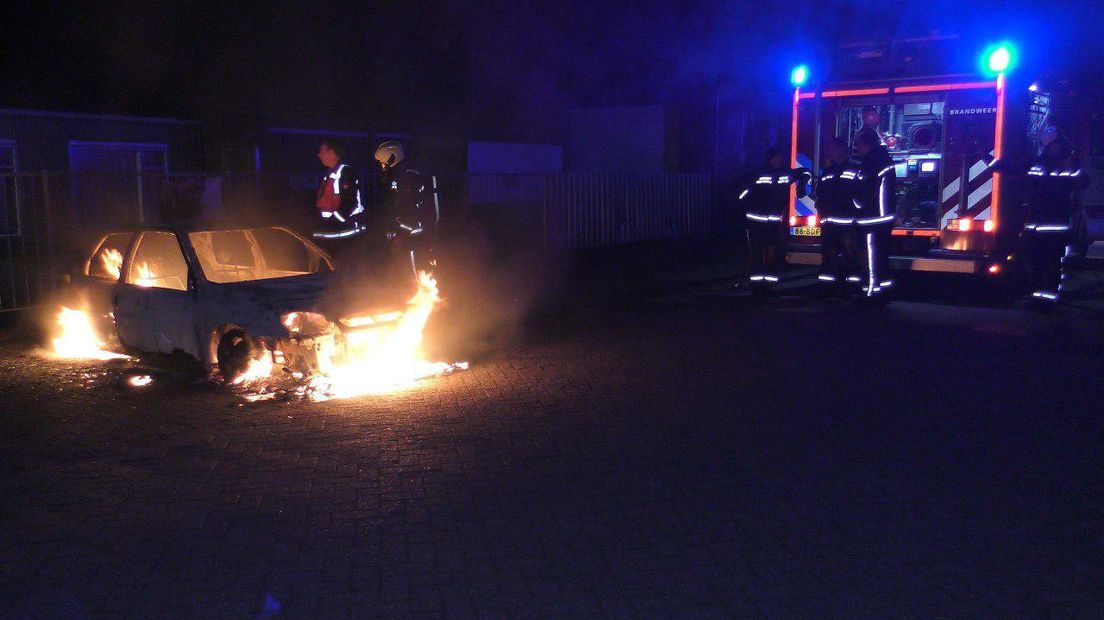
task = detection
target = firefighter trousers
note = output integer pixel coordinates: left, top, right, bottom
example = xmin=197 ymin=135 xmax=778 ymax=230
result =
xmin=819 ymin=223 xmax=860 ymax=282
xmin=1025 ymin=229 xmax=1071 ymax=300
xmin=746 ymin=221 xmax=786 ymax=285
xmin=857 ymin=226 xmax=892 ymax=296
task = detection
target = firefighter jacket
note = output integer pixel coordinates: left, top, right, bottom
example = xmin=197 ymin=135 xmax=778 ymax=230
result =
xmin=739 ymin=166 xmax=811 ymax=225
xmin=1025 ymin=154 xmax=1089 ymax=229
xmin=852 ymin=146 xmax=897 ymax=228
xmin=380 ymin=167 xmax=440 ymax=240
xmin=815 ymin=160 xmax=860 ymax=224
xmin=315 ymin=163 xmax=366 ymax=238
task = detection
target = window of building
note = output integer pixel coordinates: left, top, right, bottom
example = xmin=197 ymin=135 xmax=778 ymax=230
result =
xmin=0 ymin=140 xmax=16 ymax=172
xmin=69 ymin=141 xmax=168 ymax=173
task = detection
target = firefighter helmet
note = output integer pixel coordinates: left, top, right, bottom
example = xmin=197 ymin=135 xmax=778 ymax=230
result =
xmin=375 ymin=141 xmax=405 ymax=170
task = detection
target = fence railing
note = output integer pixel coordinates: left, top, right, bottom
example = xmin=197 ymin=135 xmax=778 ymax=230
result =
xmin=0 ymin=171 xmax=279 ymax=312
xmin=465 ymin=173 xmax=715 ymax=250
xmin=0 ymin=170 xmax=716 ymax=312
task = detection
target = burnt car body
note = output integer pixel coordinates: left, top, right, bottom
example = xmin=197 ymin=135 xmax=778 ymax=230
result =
xmin=72 ymin=224 xmax=406 ymax=378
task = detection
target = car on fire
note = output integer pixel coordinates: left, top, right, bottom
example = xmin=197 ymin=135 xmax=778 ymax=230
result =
xmin=70 ymin=224 xmax=408 ymax=380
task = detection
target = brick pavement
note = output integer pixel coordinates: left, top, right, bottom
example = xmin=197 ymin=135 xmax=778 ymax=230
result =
xmin=1 ymin=294 xmax=1103 ymax=618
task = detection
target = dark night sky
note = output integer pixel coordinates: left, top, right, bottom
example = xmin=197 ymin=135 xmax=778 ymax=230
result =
xmin=1 ymin=1 xmax=1101 ymax=142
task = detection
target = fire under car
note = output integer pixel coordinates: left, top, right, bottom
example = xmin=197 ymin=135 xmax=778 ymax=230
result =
xmin=68 ymin=224 xmax=409 ymax=379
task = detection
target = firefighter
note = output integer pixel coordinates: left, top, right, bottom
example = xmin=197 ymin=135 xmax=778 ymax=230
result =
xmin=815 ymin=137 xmax=861 ymax=293
xmin=738 ymin=147 xmax=810 ymax=294
xmin=860 ymin=106 xmax=885 ymax=145
xmin=312 ymin=139 xmax=367 ymax=243
xmin=1022 ymin=128 xmax=1089 ymax=304
xmin=851 ymin=128 xmax=897 ymax=299
xmin=374 ymin=140 xmax=441 ymax=280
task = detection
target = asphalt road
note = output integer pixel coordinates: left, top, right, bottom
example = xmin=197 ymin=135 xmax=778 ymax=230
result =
xmin=1 ymin=287 xmax=1102 ymax=618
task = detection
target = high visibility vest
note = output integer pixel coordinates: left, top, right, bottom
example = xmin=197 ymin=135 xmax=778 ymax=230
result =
xmin=316 ymin=164 xmax=347 ymax=214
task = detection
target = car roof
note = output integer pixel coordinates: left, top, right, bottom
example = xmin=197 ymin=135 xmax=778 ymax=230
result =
xmin=100 ymin=221 xmax=286 ymax=235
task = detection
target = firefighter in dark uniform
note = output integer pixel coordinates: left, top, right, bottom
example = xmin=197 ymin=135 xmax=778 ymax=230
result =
xmin=312 ymin=139 xmax=367 ymax=247
xmin=374 ymin=140 xmax=441 ymax=281
xmin=1023 ymin=128 xmax=1089 ymax=304
xmin=738 ymin=147 xmax=811 ymax=293
xmin=851 ymin=128 xmax=897 ymax=299
xmin=815 ymin=137 xmax=861 ymax=292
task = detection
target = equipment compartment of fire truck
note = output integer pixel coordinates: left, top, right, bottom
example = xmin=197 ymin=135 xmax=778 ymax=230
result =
xmin=784 ymin=38 xmax=1065 ymax=278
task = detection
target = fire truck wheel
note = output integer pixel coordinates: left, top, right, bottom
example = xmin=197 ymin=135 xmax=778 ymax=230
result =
xmin=216 ymin=329 xmax=254 ymax=381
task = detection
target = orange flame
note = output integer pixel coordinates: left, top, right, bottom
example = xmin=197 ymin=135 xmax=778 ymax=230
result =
xmin=50 ymin=306 xmax=128 ymax=360
xmin=307 ymin=271 xmax=464 ymax=400
xmin=233 ymin=350 xmax=275 ymax=385
xmin=133 ymin=261 xmax=157 ymax=287
xmin=101 ymin=248 xmax=123 ymax=280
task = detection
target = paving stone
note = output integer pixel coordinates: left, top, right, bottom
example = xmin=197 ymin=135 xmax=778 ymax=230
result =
xmin=1 ymin=296 xmax=1102 ymax=617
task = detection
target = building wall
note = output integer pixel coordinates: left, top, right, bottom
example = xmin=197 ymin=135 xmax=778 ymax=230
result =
xmin=256 ymin=128 xmax=385 ymax=176
xmin=568 ymin=105 xmax=678 ymax=173
xmin=0 ymin=109 xmax=203 ymax=172
xmin=467 ymin=141 xmax=563 ymax=174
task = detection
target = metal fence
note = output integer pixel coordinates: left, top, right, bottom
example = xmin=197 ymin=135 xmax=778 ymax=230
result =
xmin=0 ymin=171 xmax=278 ymax=312
xmin=0 ymin=173 xmax=54 ymax=312
xmin=0 ymin=170 xmax=716 ymax=312
xmin=466 ymin=173 xmax=715 ymax=250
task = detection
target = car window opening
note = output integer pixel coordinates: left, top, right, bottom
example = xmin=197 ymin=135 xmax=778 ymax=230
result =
xmin=188 ymin=227 xmax=332 ymax=284
xmin=127 ymin=231 xmax=189 ymax=291
xmin=87 ymin=232 xmax=135 ymax=281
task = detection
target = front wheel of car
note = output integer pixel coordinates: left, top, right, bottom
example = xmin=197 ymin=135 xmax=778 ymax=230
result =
xmin=216 ymin=329 xmax=253 ymax=382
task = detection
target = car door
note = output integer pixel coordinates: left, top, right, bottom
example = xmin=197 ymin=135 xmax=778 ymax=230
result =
xmin=114 ymin=230 xmax=196 ymax=355
xmin=76 ymin=232 xmax=135 ymax=330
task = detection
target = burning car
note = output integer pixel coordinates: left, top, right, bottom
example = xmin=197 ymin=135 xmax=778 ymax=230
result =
xmin=69 ymin=224 xmax=411 ymax=381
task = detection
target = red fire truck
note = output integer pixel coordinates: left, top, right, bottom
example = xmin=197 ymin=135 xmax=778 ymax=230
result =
xmin=784 ymin=39 xmax=1057 ymax=278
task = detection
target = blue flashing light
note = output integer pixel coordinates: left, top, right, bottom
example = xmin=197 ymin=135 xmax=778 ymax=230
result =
xmin=988 ymin=47 xmax=1011 ymax=73
xmin=981 ymin=42 xmax=1017 ymax=76
xmin=790 ymin=65 xmax=809 ymax=88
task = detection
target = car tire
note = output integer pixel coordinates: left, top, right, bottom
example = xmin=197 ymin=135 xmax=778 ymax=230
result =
xmin=216 ymin=329 xmax=253 ymax=381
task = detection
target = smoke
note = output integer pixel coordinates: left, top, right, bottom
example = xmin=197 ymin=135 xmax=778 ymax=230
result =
xmin=423 ymin=204 xmax=564 ymax=361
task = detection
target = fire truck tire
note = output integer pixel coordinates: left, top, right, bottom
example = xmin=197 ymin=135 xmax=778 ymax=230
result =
xmin=217 ymin=329 xmax=254 ymax=381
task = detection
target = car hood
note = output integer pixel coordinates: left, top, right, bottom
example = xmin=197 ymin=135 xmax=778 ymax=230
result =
xmin=225 ymin=273 xmax=332 ymax=312
xmin=199 ymin=272 xmax=408 ymax=338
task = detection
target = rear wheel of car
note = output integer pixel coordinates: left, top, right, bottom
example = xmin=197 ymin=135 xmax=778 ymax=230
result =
xmin=216 ymin=329 xmax=253 ymax=381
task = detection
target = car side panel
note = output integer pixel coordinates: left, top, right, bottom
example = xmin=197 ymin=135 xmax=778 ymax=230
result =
xmin=113 ymin=284 xmax=153 ymax=351
xmin=147 ymin=289 xmax=199 ymax=358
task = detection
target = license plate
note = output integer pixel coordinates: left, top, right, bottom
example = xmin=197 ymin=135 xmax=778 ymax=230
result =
xmin=791 ymin=226 xmax=821 ymax=237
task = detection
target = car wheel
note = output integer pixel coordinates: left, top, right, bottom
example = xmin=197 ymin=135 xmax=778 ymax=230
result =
xmin=216 ymin=329 xmax=253 ymax=381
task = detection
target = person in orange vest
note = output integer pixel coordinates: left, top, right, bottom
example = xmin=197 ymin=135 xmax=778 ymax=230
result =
xmin=312 ymin=139 xmax=366 ymax=242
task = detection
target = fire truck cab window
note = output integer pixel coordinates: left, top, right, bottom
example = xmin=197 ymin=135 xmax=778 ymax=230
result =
xmin=87 ymin=232 xmax=134 ymax=281
xmin=127 ymin=231 xmax=189 ymax=291
xmin=189 ymin=227 xmax=332 ymax=284
xmin=838 ymin=101 xmax=944 ymax=229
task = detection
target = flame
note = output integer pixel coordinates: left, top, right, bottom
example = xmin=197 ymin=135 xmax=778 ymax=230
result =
xmin=128 ymin=374 xmax=153 ymax=387
xmin=341 ymin=311 xmax=402 ymax=328
xmin=101 ymin=248 xmax=123 ymax=280
xmin=133 ymin=261 xmax=157 ymax=287
xmin=50 ymin=306 xmax=128 ymax=360
xmin=307 ymin=271 xmax=464 ymax=400
xmin=233 ymin=350 xmax=275 ymax=385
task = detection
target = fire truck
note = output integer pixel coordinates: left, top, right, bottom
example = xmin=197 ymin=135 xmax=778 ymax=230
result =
xmin=783 ymin=38 xmax=1080 ymax=278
